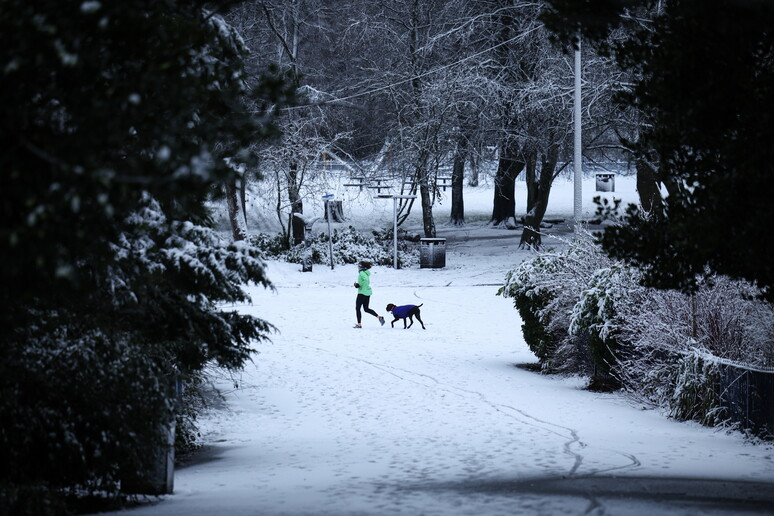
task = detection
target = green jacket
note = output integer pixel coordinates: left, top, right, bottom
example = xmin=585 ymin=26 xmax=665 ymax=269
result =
xmin=356 ymin=269 xmax=372 ymax=296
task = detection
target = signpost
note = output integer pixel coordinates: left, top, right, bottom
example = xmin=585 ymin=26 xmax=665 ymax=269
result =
xmin=377 ymin=194 xmax=416 ymax=269
xmin=322 ymin=194 xmax=335 ymax=269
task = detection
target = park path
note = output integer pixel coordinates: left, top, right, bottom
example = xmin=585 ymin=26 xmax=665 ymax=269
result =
xmin=101 ymin=229 xmax=774 ymax=515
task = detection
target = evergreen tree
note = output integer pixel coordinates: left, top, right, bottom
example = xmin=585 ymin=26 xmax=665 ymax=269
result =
xmin=542 ymin=0 xmax=774 ymax=301
xmin=0 ymin=0 xmax=292 ymax=510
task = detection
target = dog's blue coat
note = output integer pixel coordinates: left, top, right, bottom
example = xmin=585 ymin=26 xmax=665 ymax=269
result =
xmin=390 ymin=305 xmax=417 ymax=318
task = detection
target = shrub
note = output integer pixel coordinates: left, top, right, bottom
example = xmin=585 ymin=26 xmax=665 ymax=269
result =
xmin=569 ymin=264 xmax=643 ymax=383
xmin=250 ymin=226 xmax=419 ymax=268
xmin=0 ymin=329 xmax=173 ymax=507
xmin=500 ymin=230 xmax=612 ymax=373
xmin=0 ymin=484 xmax=70 ymax=516
xmin=500 ymin=255 xmax=560 ymax=367
xmin=612 ymin=275 xmax=772 ymax=427
xmin=248 ymin=232 xmax=290 ymax=259
xmin=175 ymin=373 xmax=206 ymax=457
xmin=501 ymin=228 xmax=772 ymax=434
xmin=614 ymin=276 xmax=774 ymax=370
xmin=516 ymin=291 xmax=556 ymax=364
xmin=669 ymin=351 xmax=725 ymax=425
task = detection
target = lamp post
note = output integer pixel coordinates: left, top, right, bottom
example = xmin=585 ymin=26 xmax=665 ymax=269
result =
xmin=377 ymin=194 xmax=416 ymax=269
xmin=573 ymin=34 xmax=583 ymax=230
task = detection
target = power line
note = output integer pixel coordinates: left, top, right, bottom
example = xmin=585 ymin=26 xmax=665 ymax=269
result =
xmin=264 ymin=25 xmax=540 ymax=113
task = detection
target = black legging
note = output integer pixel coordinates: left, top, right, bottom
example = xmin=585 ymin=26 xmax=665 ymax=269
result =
xmin=356 ymin=294 xmax=378 ymax=323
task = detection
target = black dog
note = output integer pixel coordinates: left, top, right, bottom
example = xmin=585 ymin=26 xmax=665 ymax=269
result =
xmin=385 ymin=303 xmax=425 ymax=329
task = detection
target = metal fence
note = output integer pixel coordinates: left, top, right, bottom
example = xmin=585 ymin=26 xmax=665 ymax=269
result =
xmin=716 ymin=363 xmax=774 ymax=438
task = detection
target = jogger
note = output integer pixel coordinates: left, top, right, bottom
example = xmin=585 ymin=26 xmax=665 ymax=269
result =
xmin=353 ymin=260 xmax=385 ymax=328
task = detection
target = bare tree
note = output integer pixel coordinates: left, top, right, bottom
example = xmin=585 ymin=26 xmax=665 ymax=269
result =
xmin=228 ymin=0 xmax=353 ymax=244
xmin=341 ymin=0 xmax=485 ymax=237
xmin=224 ymin=0 xmax=636 ymax=249
xmin=483 ymin=1 xmax=533 ymax=228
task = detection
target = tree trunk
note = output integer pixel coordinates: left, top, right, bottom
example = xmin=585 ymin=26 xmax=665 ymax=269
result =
xmin=520 ymin=147 xmax=559 ymax=249
xmin=450 ymin=134 xmax=467 ymax=225
xmin=467 ymin=146 xmax=479 ymax=187
xmin=635 ymin=158 xmax=662 ymax=213
xmin=226 ymin=180 xmax=247 ymax=241
xmin=273 ymin=169 xmax=291 ymax=246
xmin=490 ymin=140 xmax=524 ymax=226
xmin=524 ymin=150 xmax=538 ymax=215
xmin=287 ymin=161 xmax=305 ymax=245
xmin=240 ymin=178 xmax=248 ymax=228
xmin=418 ymin=165 xmax=436 ymax=238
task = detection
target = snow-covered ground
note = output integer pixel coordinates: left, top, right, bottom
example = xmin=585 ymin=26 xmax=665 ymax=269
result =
xmin=98 ymin=176 xmax=774 ymax=515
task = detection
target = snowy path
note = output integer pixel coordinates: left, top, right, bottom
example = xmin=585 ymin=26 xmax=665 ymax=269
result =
xmin=104 ymin=231 xmax=774 ymax=516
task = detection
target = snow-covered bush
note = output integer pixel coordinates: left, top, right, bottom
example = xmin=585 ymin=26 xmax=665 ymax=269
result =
xmin=248 ymin=232 xmax=291 ymax=258
xmin=612 ymin=275 xmax=773 ymax=422
xmin=569 ymin=264 xmax=644 ymax=384
xmin=614 ymin=346 xmax=725 ymax=426
xmin=500 ymin=230 xmax=612 ymax=373
xmin=175 ymin=367 xmax=234 ymax=457
xmin=250 ymin=226 xmax=419 ymax=268
xmin=669 ymin=351 xmax=724 ymax=425
xmin=615 ymin=275 xmax=773 ymax=363
xmin=502 ymin=228 xmax=773 ymax=431
xmin=176 ymin=373 xmax=208 ymax=456
xmin=500 ymin=254 xmax=560 ymax=366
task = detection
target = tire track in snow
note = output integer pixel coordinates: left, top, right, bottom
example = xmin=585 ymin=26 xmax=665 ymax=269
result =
xmin=294 ymin=341 xmax=640 ymax=480
xmin=366 ymin=360 xmax=589 ymax=478
xmin=403 ymin=289 xmax=641 ymax=480
xmin=357 ymin=356 xmax=642 ymax=516
xmin=384 ymin=362 xmax=642 ymax=479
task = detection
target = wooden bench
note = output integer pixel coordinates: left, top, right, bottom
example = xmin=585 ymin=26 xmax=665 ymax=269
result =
xmin=437 ymin=176 xmax=452 ymax=191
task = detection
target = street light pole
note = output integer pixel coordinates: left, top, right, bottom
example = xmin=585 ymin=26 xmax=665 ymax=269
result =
xmin=377 ymin=194 xmax=416 ymax=269
xmin=573 ymin=35 xmax=583 ymax=230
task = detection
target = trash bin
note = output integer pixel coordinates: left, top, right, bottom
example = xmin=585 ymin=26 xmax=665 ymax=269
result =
xmin=122 ymin=421 xmax=175 ymax=495
xmin=122 ymin=379 xmax=181 ymax=495
xmin=419 ymin=238 xmax=446 ymax=268
xmin=595 ymin=172 xmax=615 ymax=192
